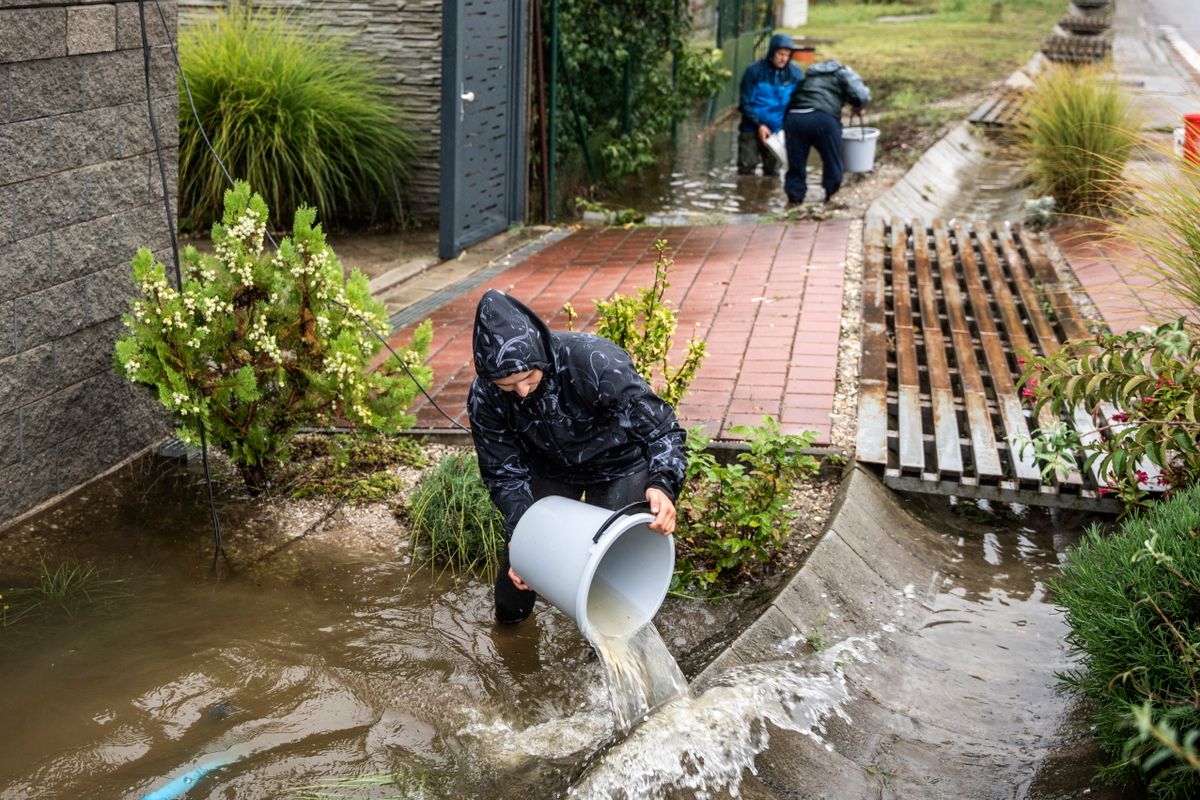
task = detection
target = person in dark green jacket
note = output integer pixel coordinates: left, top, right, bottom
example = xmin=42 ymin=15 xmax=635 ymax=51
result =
xmin=783 ymin=59 xmax=870 ymax=204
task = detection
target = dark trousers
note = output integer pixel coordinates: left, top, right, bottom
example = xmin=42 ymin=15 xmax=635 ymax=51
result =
xmin=495 ymin=468 xmax=650 ymax=625
xmin=737 ymin=129 xmax=781 ymax=176
xmin=783 ymin=110 xmax=844 ymax=204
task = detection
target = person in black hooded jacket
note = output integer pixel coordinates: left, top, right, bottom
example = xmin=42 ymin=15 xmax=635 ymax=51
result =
xmin=467 ymin=289 xmax=688 ymax=625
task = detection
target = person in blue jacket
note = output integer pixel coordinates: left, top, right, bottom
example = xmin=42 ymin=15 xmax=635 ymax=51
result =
xmin=783 ymin=59 xmax=870 ymax=205
xmin=737 ymin=33 xmax=803 ymax=176
xmin=467 ymin=289 xmax=687 ymax=625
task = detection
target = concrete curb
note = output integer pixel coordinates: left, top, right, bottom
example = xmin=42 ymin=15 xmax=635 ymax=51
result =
xmin=865 ymin=122 xmax=992 ymax=223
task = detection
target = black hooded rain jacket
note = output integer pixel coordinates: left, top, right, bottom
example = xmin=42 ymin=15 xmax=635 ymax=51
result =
xmin=467 ymin=289 xmax=688 ymax=539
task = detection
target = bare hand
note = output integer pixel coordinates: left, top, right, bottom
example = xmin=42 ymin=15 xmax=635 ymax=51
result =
xmin=644 ymin=487 xmax=676 ymax=536
xmin=508 ymin=567 xmax=530 ymax=590
xmin=757 ymin=124 xmax=770 ymax=143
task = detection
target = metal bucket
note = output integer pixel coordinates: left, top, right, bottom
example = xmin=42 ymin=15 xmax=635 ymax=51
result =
xmin=509 ymin=497 xmax=674 ymax=638
xmin=841 ymin=125 xmax=880 ymax=173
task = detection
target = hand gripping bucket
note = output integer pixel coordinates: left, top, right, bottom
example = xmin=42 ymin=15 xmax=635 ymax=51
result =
xmin=841 ymin=125 xmax=880 ymax=173
xmin=509 ymin=497 xmax=674 ymax=638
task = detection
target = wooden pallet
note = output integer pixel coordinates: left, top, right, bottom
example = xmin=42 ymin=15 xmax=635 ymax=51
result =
xmin=967 ymin=88 xmax=1029 ymax=139
xmin=1043 ymin=34 xmax=1112 ymax=63
xmin=856 ymin=218 xmax=1128 ymax=511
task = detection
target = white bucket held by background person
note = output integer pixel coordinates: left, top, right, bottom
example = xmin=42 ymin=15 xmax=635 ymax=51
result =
xmin=841 ymin=125 xmax=880 ymax=173
xmin=509 ymin=497 xmax=674 ymax=638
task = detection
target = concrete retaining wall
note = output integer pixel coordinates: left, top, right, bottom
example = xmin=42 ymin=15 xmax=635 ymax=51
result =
xmin=866 ymin=122 xmax=992 ymax=223
xmin=0 ymin=1 xmax=174 ymax=529
xmin=178 ymin=0 xmax=444 ymax=221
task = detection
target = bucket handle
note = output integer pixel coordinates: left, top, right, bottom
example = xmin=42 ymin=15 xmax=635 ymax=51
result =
xmin=592 ymin=501 xmax=654 ymax=544
xmin=850 ymin=108 xmax=866 ymax=140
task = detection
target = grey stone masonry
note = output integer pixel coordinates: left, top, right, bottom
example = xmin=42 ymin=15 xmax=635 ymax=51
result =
xmin=0 ymin=0 xmax=176 ymax=529
xmin=178 ymin=0 xmax=444 ymax=220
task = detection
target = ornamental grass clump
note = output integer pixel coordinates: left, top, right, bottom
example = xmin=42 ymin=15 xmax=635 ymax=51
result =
xmin=179 ymin=3 xmax=417 ymax=231
xmin=114 ymin=181 xmax=433 ymax=491
xmin=1114 ymin=155 xmax=1200 ymax=327
xmin=1052 ymin=483 xmax=1200 ymax=797
xmin=1018 ymin=63 xmax=1138 ymax=215
xmin=406 ymin=451 xmax=505 ymax=576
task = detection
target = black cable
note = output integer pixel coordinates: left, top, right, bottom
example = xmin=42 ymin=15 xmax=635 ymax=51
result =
xmin=138 ymin=0 xmax=227 ymax=574
xmin=154 ymin=0 xmax=469 ymax=434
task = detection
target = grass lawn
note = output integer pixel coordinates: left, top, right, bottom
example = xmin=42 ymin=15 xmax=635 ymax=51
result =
xmin=782 ymin=0 xmax=1065 ymax=158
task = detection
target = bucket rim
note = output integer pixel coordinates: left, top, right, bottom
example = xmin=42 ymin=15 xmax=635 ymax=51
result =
xmin=574 ymin=510 xmax=672 ymax=637
xmin=841 ymin=125 xmax=880 ymax=141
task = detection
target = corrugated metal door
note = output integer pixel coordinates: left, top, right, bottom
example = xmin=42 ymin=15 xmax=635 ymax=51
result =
xmin=439 ymin=0 xmax=527 ymax=259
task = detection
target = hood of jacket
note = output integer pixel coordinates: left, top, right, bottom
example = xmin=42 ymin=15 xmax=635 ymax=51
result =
xmin=765 ymin=33 xmax=794 ymax=61
xmin=472 ymin=289 xmax=552 ymax=380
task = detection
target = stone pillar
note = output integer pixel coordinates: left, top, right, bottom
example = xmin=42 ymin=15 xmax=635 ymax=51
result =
xmin=0 ymin=1 xmax=177 ymax=529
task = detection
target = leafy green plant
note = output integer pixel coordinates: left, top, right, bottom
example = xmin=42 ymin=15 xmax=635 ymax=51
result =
xmin=1019 ymin=320 xmax=1200 ymax=503
xmin=1127 ymin=703 xmax=1200 ymax=783
xmin=674 ymin=417 xmax=821 ymax=591
xmin=1052 ymin=484 xmax=1200 ymax=797
xmin=179 ymin=2 xmax=417 ymax=231
xmin=114 ymin=182 xmax=433 ymax=491
xmin=591 ymin=239 xmax=706 ymax=406
xmin=547 ymin=0 xmax=729 ymax=187
xmin=407 ymin=451 xmax=505 ymax=575
xmin=1017 ymin=63 xmax=1138 ymax=215
xmin=2 ymin=560 xmax=131 ymax=628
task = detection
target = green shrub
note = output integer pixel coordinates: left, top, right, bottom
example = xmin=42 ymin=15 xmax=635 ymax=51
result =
xmin=584 ymin=238 xmax=706 ymax=406
xmin=407 ymin=452 xmax=505 ymax=575
xmin=1019 ymin=320 xmax=1200 ymax=504
xmin=674 ymin=417 xmax=821 ymax=591
xmin=114 ymin=182 xmax=433 ymax=491
xmin=1018 ymin=63 xmax=1137 ymax=215
xmin=1052 ymin=484 xmax=1200 ymax=797
xmin=179 ymin=3 xmax=416 ymax=231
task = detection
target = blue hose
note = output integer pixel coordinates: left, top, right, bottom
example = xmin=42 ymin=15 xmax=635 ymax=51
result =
xmin=138 ymin=755 xmax=235 ymax=800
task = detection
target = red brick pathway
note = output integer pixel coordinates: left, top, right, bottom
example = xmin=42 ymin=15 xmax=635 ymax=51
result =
xmin=1054 ymin=222 xmax=1194 ymax=333
xmin=387 ymin=222 xmax=850 ymax=444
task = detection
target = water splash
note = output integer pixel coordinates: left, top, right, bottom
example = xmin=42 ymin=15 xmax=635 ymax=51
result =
xmin=589 ymin=623 xmax=690 ymax=733
xmin=568 ymin=638 xmax=874 ymax=800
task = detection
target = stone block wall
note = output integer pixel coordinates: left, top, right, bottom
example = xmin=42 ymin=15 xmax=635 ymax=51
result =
xmin=0 ymin=1 xmax=177 ymax=529
xmin=178 ymin=0 xmax=444 ymax=220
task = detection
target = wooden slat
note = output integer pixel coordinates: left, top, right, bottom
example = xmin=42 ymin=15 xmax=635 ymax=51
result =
xmin=912 ymin=220 xmax=963 ymax=476
xmin=1015 ymin=226 xmax=1091 ymax=342
xmin=994 ymin=225 xmax=1062 ymax=357
xmin=934 ymin=220 xmax=1003 ymax=479
xmin=973 ymin=221 xmax=1084 ymax=490
xmin=857 ymin=217 xmax=889 ymax=465
xmin=954 ymin=221 xmax=1043 ymax=484
xmin=891 ymin=219 xmax=925 ymax=474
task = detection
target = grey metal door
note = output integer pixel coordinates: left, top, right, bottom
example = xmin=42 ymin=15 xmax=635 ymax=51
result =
xmin=439 ymin=0 xmax=527 ymax=259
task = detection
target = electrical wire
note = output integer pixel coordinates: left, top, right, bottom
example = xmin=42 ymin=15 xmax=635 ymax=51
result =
xmin=137 ymin=0 xmax=228 ymax=574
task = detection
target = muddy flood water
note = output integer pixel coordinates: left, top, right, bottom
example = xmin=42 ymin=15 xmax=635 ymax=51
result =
xmin=0 ymin=453 xmax=1145 ymax=800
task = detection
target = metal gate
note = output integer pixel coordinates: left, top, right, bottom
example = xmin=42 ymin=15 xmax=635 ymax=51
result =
xmin=439 ymin=0 xmax=528 ymax=259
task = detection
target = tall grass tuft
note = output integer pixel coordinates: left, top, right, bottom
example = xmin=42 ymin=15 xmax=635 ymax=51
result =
xmin=1114 ymin=155 xmax=1200 ymax=327
xmin=1018 ymin=63 xmax=1138 ymax=216
xmin=2 ymin=559 xmax=131 ymax=628
xmin=406 ymin=452 xmax=505 ymax=576
xmin=179 ymin=3 xmax=417 ymax=231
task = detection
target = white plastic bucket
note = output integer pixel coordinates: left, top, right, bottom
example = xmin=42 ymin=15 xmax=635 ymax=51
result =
xmin=509 ymin=496 xmax=674 ymax=638
xmin=841 ymin=126 xmax=880 ymax=173
xmin=764 ymin=129 xmax=788 ymax=170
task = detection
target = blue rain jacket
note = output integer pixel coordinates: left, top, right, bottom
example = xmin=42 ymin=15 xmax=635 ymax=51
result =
xmin=738 ymin=33 xmax=804 ymax=133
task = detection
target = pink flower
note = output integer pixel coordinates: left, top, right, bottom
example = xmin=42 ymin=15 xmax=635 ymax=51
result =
xmin=1016 ymin=357 xmax=1027 ymax=366
xmin=1111 ymin=412 xmax=1130 ymax=423
xmin=1136 ymin=470 xmax=1149 ymax=484
xmin=1098 ymin=486 xmax=1114 ymax=496
xmin=1158 ymin=475 xmax=1173 ymax=486
xmin=1021 ymin=388 xmax=1036 ymax=399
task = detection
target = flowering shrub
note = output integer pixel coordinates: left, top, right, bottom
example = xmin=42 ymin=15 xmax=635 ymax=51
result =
xmin=115 ymin=182 xmax=432 ymax=490
xmin=1019 ymin=320 xmax=1200 ymax=503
